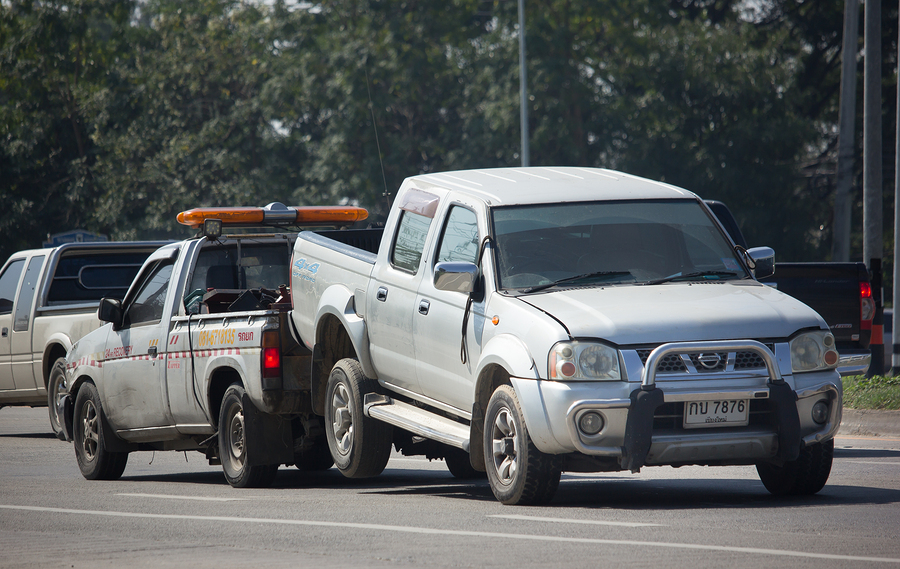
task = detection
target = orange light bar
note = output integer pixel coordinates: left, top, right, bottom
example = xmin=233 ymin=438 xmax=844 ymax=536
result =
xmin=176 ymin=203 xmax=368 ymax=228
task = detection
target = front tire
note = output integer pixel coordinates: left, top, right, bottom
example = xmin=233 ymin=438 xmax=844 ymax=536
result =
xmin=218 ymin=383 xmax=278 ymax=488
xmin=73 ymin=382 xmax=128 ymax=480
xmin=756 ymin=439 xmax=834 ymax=496
xmin=324 ymin=358 xmax=392 ymax=478
xmin=48 ymin=358 xmax=67 ymax=439
xmin=484 ymin=385 xmax=561 ymax=505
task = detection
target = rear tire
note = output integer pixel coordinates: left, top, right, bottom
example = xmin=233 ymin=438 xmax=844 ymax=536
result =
xmin=73 ymin=382 xmax=128 ymax=480
xmin=324 ymin=358 xmax=392 ymax=478
xmin=218 ymin=383 xmax=278 ymax=488
xmin=48 ymin=358 xmax=67 ymax=439
xmin=756 ymin=439 xmax=834 ymax=496
xmin=483 ymin=384 xmax=560 ymax=505
xmin=444 ymin=446 xmax=483 ymax=479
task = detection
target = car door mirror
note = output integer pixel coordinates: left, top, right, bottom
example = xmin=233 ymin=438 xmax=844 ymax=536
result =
xmin=747 ymin=247 xmax=775 ymax=279
xmin=434 ymin=262 xmax=478 ymax=293
xmin=98 ymin=297 xmax=124 ymax=329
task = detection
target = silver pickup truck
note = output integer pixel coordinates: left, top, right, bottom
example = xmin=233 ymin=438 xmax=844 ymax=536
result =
xmin=290 ymin=167 xmax=842 ymax=505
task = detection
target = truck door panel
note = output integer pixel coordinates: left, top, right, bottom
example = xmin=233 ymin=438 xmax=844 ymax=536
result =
xmin=101 ymin=259 xmax=175 ymax=431
xmin=10 ymin=255 xmax=46 ymax=390
xmin=0 ymin=258 xmax=26 ymax=391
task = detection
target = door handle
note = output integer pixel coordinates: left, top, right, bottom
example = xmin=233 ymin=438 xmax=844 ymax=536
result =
xmin=418 ymin=299 xmax=430 ymax=315
xmin=148 ymin=346 xmax=158 ymax=357
xmin=1 ymin=327 xmax=6 ymax=338
xmin=376 ymin=287 xmax=388 ymax=302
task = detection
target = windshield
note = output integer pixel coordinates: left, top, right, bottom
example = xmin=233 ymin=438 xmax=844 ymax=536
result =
xmin=491 ymin=199 xmax=747 ymax=291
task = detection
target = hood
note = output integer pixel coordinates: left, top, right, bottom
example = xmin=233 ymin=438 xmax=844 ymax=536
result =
xmin=518 ymin=281 xmax=826 ymax=345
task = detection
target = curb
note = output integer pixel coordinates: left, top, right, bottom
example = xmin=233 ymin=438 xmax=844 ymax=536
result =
xmin=839 ymin=408 xmax=900 ymax=438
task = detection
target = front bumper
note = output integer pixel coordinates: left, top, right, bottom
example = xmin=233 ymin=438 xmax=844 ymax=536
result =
xmin=510 ymin=340 xmax=842 ymax=471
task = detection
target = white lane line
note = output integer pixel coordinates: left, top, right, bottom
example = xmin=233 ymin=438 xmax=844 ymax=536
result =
xmin=117 ymin=493 xmax=251 ymax=502
xmin=1 ymin=504 xmax=898 ymax=564
xmin=841 ymin=460 xmax=900 ymax=466
xmin=489 ymin=514 xmax=664 ymax=528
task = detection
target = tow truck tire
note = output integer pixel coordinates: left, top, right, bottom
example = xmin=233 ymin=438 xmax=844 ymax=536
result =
xmin=484 ymin=384 xmax=561 ymax=505
xmin=324 ymin=358 xmax=392 ymax=478
xmin=756 ymin=438 xmax=834 ymax=496
xmin=219 ymin=383 xmax=278 ymax=488
xmin=73 ymin=381 xmax=128 ymax=480
xmin=444 ymin=446 xmax=483 ymax=479
xmin=48 ymin=358 xmax=67 ymax=440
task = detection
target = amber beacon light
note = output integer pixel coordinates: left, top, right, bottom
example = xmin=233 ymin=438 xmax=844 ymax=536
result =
xmin=176 ymin=202 xmax=369 ymax=228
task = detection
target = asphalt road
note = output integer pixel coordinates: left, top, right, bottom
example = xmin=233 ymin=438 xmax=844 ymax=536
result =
xmin=1 ymin=406 xmax=899 ymax=569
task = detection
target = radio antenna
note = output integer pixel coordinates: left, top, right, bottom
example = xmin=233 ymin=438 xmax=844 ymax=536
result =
xmin=364 ymin=59 xmax=391 ymax=213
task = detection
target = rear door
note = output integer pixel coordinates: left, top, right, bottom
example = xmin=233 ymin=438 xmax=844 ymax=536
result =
xmin=0 ymin=257 xmax=27 ymax=391
xmin=10 ymin=254 xmax=46 ymax=390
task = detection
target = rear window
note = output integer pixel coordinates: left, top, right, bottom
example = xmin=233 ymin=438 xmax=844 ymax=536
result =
xmin=47 ymin=252 xmax=150 ymax=304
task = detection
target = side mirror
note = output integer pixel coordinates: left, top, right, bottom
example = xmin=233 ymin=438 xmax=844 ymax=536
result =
xmin=747 ymin=247 xmax=775 ymax=279
xmin=98 ymin=297 xmax=124 ymax=329
xmin=434 ymin=262 xmax=478 ymax=293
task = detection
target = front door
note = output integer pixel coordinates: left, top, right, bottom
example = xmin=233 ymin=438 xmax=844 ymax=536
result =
xmin=100 ymin=259 xmax=175 ymax=432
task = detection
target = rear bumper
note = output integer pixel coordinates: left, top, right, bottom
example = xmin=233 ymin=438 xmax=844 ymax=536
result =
xmin=837 ymin=349 xmax=871 ymax=377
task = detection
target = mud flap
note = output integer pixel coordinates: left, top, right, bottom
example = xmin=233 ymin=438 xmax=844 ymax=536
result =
xmin=620 ymin=387 xmax=665 ymax=472
xmin=767 ymin=381 xmax=801 ymax=462
xmin=241 ymin=393 xmax=294 ymax=467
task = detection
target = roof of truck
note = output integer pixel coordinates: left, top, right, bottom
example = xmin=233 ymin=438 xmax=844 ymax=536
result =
xmin=406 ymin=167 xmax=697 ymax=205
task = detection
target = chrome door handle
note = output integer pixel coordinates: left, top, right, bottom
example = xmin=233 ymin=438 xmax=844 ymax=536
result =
xmin=1 ymin=327 xmax=7 ymax=338
xmin=376 ymin=287 xmax=388 ymax=302
xmin=418 ymin=300 xmax=430 ymax=315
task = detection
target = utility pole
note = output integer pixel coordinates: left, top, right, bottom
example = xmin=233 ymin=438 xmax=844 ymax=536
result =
xmin=518 ymin=0 xmax=529 ymax=167
xmin=863 ymin=0 xmax=883 ymax=377
xmin=834 ymin=0 xmax=859 ymax=262
xmin=893 ymin=8 xmax=900 ymax=374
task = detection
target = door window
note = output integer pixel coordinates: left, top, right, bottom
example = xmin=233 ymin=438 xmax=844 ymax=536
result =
xmin=13 ymin=256 xmax=45 ymax=332
xmin=0 ymin=260 xmax=25 ymax=315
xmin=435 ymin=206 xmax=479 ymax=264
xmin=125 ymin=262 xmax=174 ymax=326
xmin=391 ymin=211 xmax=433 ymax=273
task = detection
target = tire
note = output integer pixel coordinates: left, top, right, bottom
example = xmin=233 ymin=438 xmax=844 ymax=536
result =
xmin=73 ymin=382 xmax=128 ymax=480
xmin=483 ymin=384 xmax=561 ymax=505
xmin=444 ymin=446 xmax=484 ymax=479
xmin=756 ymin=439 xmax=834 ymax=496
xmin=218 ymin=383 xmax=278 ymax=488
xmin=47 ymin=358 xmax=67 ymax=440
xmin=324 ymin=358 xmax=392 ymax=478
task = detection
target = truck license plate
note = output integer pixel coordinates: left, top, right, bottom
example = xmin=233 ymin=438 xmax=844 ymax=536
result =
xmin=683 ymin=399 xmax=749 ymax=429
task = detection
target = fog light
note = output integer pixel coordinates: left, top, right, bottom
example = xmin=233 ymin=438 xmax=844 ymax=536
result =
xmin=811 ymin=401 xmax=829 ymax=425
xmin=578 ymin=411 xmax=604 ymax=436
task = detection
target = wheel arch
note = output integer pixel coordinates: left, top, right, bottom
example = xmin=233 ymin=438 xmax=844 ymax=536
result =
xmin=42 ymin=340 xmax=71 ymax=389
xmin=207 ymin=366 xmax=243 ymax=429
xmin=311 ymin=313 xmax=359 ymax=416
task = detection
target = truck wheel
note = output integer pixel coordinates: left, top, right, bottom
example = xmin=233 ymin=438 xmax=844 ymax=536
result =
xmin=324 ymin=358 xmax=392 ymax=478
xmin=756 ymin=439 xmax=834 ymax=496
xmin=444 ymin=446 xmax=483 ymax=479
xmin=218 ymin=383 xmax=278 ymax=488
xmin=47 ymin=358 xmax=67 ymax=439
xmin=73 ymin=382 xmax=128 ymax=480
xmin=484 ymin=384 xmax=561 ymax=505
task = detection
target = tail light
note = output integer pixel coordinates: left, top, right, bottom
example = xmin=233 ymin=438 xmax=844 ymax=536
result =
xmin=261 ymin=330 xmax=282 ymax=389
xmin=860 ymin=281 xmax=874 ymax=330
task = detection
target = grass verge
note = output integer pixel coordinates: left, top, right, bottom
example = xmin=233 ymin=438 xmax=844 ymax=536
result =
xmin=841 ymin=375 xmax=900 ymax=410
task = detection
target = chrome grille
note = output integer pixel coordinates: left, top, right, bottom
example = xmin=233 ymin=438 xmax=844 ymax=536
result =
xmin=636 ymin=345 xmax=773 ymax=375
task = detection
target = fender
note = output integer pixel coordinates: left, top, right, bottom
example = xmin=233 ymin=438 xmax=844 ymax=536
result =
xmin=474 ymin=333 xmax=540 ymax=382
xmin=314 ymin=284 xmax=376 ymax=379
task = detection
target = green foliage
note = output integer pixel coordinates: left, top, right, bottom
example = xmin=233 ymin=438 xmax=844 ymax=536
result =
xmin=1 ymin=0 xmax=896 ymax=261
xmin=842 ymin=375 xmax=900 ymax=410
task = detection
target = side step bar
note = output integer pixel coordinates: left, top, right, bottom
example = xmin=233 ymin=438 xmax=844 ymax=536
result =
xmin=363 ymin=393 xmax=470 ymax=452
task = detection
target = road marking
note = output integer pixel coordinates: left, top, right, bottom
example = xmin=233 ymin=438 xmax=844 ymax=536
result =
xmin=841 ymin=460 xmax=900 ymax=466
xmin=489 ymin=514 xmax=664 ymax=527
xmin=117 ymin=493 xmax=251 ymax=502
xmin=1 ymin=504 xmax=898 ymax=563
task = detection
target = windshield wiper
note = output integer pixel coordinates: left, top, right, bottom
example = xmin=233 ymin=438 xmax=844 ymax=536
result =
xmin=521 ymin=271 xmax=633 ymax=293
xmin=643 ymin=270 xmax=742 ymax=286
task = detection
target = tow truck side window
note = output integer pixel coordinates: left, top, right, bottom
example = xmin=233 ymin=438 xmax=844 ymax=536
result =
xmin=125 ymin=261 xmax=174 ymax=327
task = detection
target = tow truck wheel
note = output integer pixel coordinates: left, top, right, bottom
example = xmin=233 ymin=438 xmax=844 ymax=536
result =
xmin=73 ymin=381 xmax=128 ymax=480
xmin=218 ymin=383 xmax=278 ymax=488
xmin=484 ymin=384 xmax=561 ymax=505
xmin=324 ymin=358 xmax=392 ymax=478
xmin=756 ymin=439 xmax=834 ymax=496
xmin=47 ymin=358 xmax=67 ymax=440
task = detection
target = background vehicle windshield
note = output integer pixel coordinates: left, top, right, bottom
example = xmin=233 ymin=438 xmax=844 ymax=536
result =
xmin=491 ymin=199 xmax=746 ymax=290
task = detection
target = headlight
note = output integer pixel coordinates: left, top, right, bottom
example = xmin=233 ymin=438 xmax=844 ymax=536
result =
xmin=789 ymin=331 xmax=839 ymax=373
xmin=549 ymin=341 xmax=621 ymax=381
